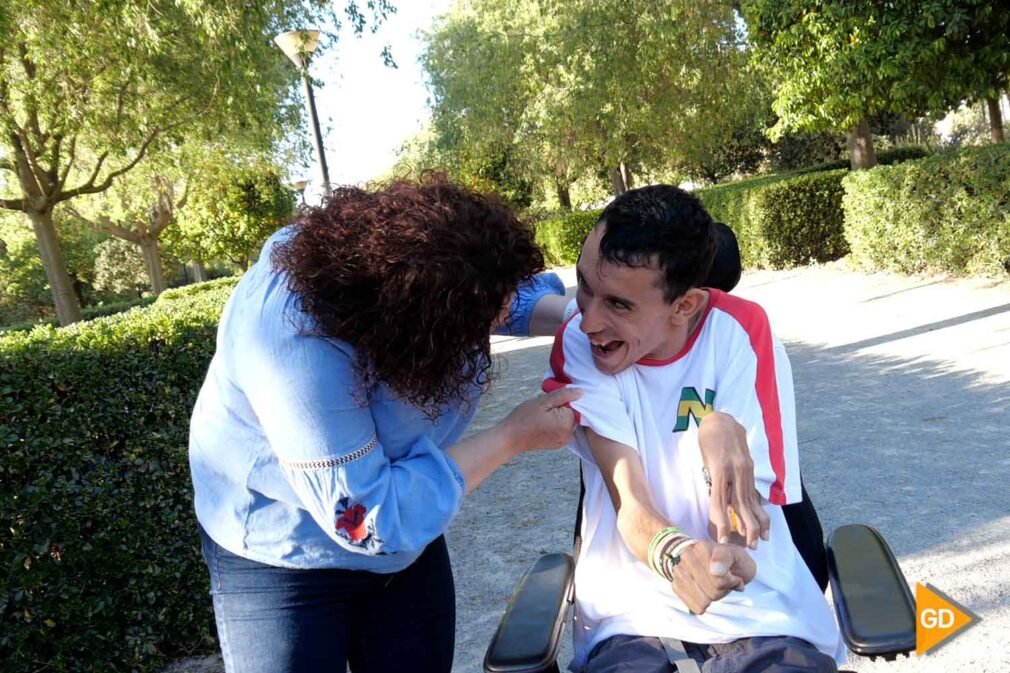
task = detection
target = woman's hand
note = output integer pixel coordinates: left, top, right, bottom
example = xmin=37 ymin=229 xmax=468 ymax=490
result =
xmin=698 ymin=411 xmax=770 ymax=549
xmin=501 ymin=387 xmax=582 ymax=452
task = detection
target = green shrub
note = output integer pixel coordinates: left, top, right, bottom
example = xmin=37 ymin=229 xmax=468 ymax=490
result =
xmin=0 ymin=278 xmax=239 ymax=336
xmin=697 ymin=170 xmax=848 ymax=268
xmin=876 ymin=145 xmax=932 ymax=166
xmin=535 ymin=209 xmax=601 ymax=266
xmin=0 ymin=281 xmax=236 ymax=672
xmin=156 ymin=276 xmax=240 ymax=303
xmin=0 ymin=297 xmax=158 ymax=335
xmin=792 ymin=145 xmax=932 ymax=176
xmin=843 ymin=145 xmax=1010 ymax=276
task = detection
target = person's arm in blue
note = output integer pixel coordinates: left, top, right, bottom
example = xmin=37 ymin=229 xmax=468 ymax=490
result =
xmin=496 ymin=272 xmax=572 ymax=337
xmin=236 ymin=318 xmax=580 ymax=557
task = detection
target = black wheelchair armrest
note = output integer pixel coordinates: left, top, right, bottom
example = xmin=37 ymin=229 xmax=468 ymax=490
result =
xmin=827 ymin=524 xmax=916 ymax=660
xmin=484 ymin=552 xmax=575 ymax=673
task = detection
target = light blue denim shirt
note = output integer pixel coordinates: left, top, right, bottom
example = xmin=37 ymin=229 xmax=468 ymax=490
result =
xmin=189 ymin=227 xmax=564 ymax=572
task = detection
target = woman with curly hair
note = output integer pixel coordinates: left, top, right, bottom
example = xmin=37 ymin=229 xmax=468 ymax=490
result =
xmin=188 ymin=175 xmax=579 ymax=673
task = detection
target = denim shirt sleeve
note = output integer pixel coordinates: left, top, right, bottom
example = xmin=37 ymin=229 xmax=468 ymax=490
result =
xmin=495 ymin=272 xmax=566 ymax=336
xmin=234 ymin=314 xmax=465 ymax=557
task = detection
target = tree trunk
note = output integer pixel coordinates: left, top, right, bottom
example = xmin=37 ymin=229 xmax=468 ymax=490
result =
xmin=987 ymin=96 xmax=1005 ymax=143
xmin=609 ymin=165 xmax=628 ymax=198
xmin=191 ymin=262 xmax=209 ymax=283
xmin=621 ymin=162 xmax=633 ymax=190
xmin=27 ymin=209 xmax=83 ymax=325
xmin=847 ymin=118 xmax=878 ymax=170
xmin=139 ymin=236 xmax=166 ymax=295
xmin=556 ymin=181 xmax=572 ymax=210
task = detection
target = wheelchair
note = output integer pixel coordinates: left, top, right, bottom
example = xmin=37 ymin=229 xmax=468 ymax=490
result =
xmin=483 ymin=223 xmax=917 ymax=672
xmin=482 ymin=472 xmax=917 ymax=672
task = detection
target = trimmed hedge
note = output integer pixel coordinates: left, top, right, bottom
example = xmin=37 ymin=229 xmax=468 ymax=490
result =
xmin=697 ymin=169 xmax=849 ymax=268
xmin=0 ymin=278 xmax=241 ymax=336
xmin=793 ymin=146 xmax=933 ymax=176
xmin=156 ymin=276 xmax=240 ymax=303
xmin=0 ymin=297 xmax=158 ymax=336
xmin=843 ymin=145 xmax=1010 ymax=276
xmin=534 ymin=209 xmax=601 ymax=266
xmin=0 ymin=279 xmax=237 ymax=672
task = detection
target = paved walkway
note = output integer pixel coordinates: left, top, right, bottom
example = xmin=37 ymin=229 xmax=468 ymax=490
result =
xmin=452 ymin=263 xmax=1010 ymax=673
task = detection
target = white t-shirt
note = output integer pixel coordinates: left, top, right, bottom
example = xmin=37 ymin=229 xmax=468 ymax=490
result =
xmin=543 ymin=289 xmax=845 ymax=671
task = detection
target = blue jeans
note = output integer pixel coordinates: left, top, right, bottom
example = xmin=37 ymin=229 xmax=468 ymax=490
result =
xmin=200 ymin=527 xmax=455 ymax=673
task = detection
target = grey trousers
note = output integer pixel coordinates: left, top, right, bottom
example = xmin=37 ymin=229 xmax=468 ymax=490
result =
xmin=585 ymin=634 xmax=838 ymax=673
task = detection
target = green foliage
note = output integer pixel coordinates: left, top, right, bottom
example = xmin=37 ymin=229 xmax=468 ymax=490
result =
xmin=0 ymin=298 xmax=159 ymax=336
xmin=769 ymin=131 xmax=847 ymax=172
xmin=843 ymin=145 xmax=1010 ymax=275
xmin=0 ymin=216 xmax=108 ymax=325
xmin=793 ymin=145 xmax=934 ymax=176
xmin=92 ymin=238 xmax=149 ymax=298
xmin=0 ymin=279 xmax=238 ymax=672
xmin=876 ymin=146 xmax=935 ymax=165
xmin=0 ymin=0 xmax=392 ymax=322
xmin=156 ymin=277 xmax=240 ymax=304
xmin=168 ymin=158 xmax=295 ymax=269
xmin=697 ymin=170 xmax=849 ymax=268
xmin=534 ymin=210 xmax=601 ymax=266
xmin=421 ymin=0 xmax=756 ymax=199
xmin=744 ymin=0 xmax=1010 ymax=137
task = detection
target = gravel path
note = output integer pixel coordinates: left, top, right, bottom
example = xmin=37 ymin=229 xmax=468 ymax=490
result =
xmin=165 ymin=263 xmax=1010 ymax=673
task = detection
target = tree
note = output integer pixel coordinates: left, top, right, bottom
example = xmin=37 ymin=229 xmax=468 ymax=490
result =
xmin=744 ymin=0 xmax=1010 ymax=169
xmin=0 ymin=212 xmax=104 ymax=323
xmin=167 ymin=154 xmax=296 ymax=271
xmin=92 ymin=237 xmax=150 ymax=298
xmin=64 ymin=144 xmax=205 ymax=296
xmin=422 ymin=0 xmax=752 ymax=199
xmin=670 ymin=66 xmax=774 ymax=183
xmin=422 ymin=2 xmax=570 ymax=207
xmin=0 ymin=0 xmax=392 ymax=325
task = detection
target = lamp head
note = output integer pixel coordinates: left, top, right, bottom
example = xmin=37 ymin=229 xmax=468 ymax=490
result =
xmin=274 ymin=30 xmax=321 ymax=69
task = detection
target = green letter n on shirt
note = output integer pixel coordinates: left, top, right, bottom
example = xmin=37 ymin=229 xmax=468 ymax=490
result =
xmin=673 ymin=387 xmax=716 ymax=432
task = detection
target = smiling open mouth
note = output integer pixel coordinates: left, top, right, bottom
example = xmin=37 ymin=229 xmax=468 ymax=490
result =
xmin=591 ymin=340 xmax=624 ymax=357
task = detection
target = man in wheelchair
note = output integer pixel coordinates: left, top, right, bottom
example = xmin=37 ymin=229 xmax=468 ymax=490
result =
xmin=540 ymin=185 xmax=844 ymax=673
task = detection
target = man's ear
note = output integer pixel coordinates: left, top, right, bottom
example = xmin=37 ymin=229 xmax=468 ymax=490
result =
xmin=670 ymin=288 xmax=708 ymax=325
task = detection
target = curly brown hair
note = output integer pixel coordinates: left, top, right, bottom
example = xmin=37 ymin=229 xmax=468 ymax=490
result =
xmin=271 ymin=174 xmax=544 ymax=416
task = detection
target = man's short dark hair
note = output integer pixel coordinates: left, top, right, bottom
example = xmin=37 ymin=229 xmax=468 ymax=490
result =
xmin=596 ymin=185 xmax=716 ymax=303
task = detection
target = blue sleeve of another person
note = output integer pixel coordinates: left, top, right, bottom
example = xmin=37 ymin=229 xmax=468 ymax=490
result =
xmin=234 ymin=313 xmax=466 ymax=557
xmin=495 ymin=272 xmax=566 ymax=336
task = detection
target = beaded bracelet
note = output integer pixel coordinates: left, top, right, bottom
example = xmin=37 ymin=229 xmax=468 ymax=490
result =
xmin=648 ymin=526 xmax=693 ymax=580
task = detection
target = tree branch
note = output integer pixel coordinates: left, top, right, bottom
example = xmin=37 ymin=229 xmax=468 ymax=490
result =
xmin=57 ymin=136 xmax=77 ymax=190
xmin=47 ymin=133 xmax=63 ymax=183
xmin=0 ymin=196 xmax=27 ymax=211
xmin=58 ymin=151 xmax=109 ymax=201
xmin=17 ymin=43 xmax=46 ymax=149
xmin=149 ymin=175 xmax=174 ymax=235
xmin=175 ymin=175 xmax=192 ymax=211
xmin=13 ymin=127 xmax=52 ymax=196
xmin=65 ymin=205 xmax=142 ymax=244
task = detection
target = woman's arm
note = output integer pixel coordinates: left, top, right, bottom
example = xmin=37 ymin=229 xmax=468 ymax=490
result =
xmin=495 ymin=273 xmax=568 ymax=337
xmin=236 ymin=321 xmax=580 ymax=556
xmin=447 ymin=387 xmax=581 ymax=494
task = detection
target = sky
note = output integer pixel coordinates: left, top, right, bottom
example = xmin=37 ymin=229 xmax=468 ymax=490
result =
xmin=295 ymin=1 xmax=453 ymax=204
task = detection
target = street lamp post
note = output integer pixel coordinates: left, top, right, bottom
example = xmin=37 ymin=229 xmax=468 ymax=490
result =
xmin=291 ymin=179 xmax=308 ymax=206
xmin=274 ymin=30 xmax=331 ymax=197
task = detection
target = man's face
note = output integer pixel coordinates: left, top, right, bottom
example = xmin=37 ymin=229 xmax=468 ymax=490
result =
xmin=575 ymin=225 xmax=684 ymax=375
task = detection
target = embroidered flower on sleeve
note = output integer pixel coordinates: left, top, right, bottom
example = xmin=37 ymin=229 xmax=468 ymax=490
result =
xmin=335 ymin=497 xmax=382 ymax=551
